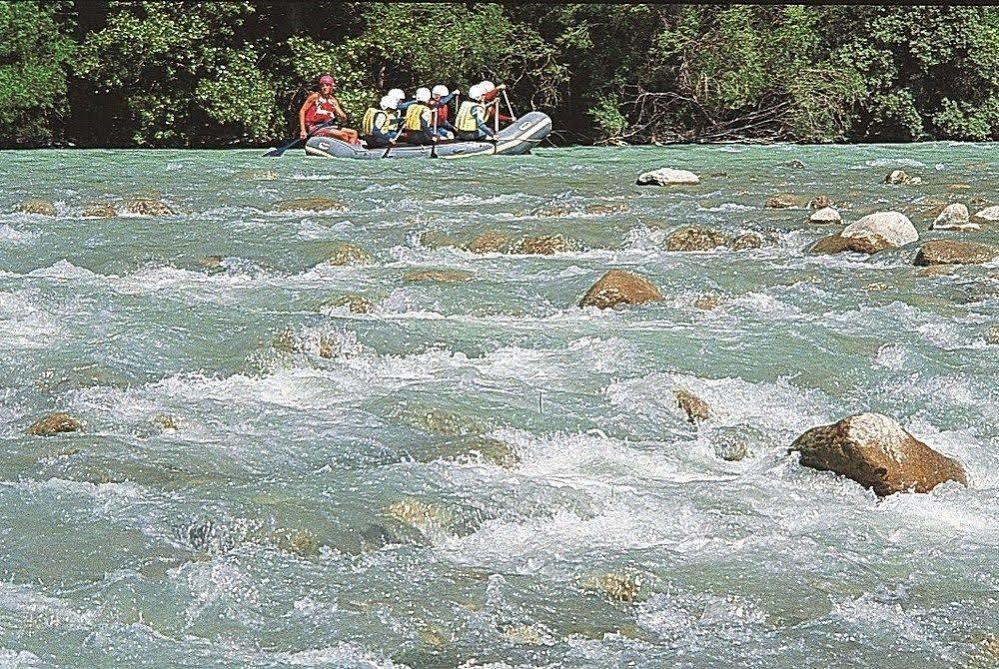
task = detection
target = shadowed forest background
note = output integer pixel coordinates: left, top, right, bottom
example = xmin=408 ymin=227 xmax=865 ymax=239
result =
xmin=4 ymin=2 xmax=999 ymax=147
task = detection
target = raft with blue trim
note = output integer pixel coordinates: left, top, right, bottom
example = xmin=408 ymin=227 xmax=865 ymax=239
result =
xmin=304 ymin=112 xmax=552 ymax=159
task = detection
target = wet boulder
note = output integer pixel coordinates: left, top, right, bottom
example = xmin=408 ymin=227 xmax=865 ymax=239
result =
xmin=584 ymin=202 xmax=630 ymax=215
xmin=327 ymin=242 xmax=372 ymax=266
xmin=884 ymin=170 xmax=921 ymax=185
xmin=403 ymin=269 xmax=473 ymax=283
xmin=121 ymin=199 xmax=175 ymax=216
xmin=16 ymin=198 xmax=56 ymax=216
xmin=81 ymin=203 xmax=117 ymax=218
xmin=579 ymin=269 xmax=663 ymax=309
xmin=635 ymin=168 xmax=700 ymax=186
xmin=913 ymin=239 xmax=999 ymax=266
xmin=275 ymin=197 xmax=345 ymax=213
xmin=464 ymin=231 xmax=511 ymax=254
xmin=509 ymin=234 xmax=576 ymax=255
xmin=810 ymin=234 xmax=892 ymax=255
xmin=765 ymin=194 xmax=800 ymax=209
xmin=930 ymin=204 xmax=975 ymax=231
xmin=791 ymin=413 xmax=966 ymax=496
xmin=809 ymin=207 xmax=842 ymax=224
xmin=730 ymin=232 xmax=762 ymax=250
xmin=693 ymin=294 xmax=720 ymax=310
xmin=972 ymin=205 xmax=999 ymax=226
xmin=985 ymin=326 xmax=999 ymax=345
xmin=784 ymin=159 xmax=806 ymax=169
xmin=808 ymin=196 xmax=834 ymax=210
xmin=674 ymin=388 xmax=710 ymax=423
xmin=27 ymin=412 xmax=83 ymax=436
xmin=665 ymin=226 xmax=728 ymax=252
xmin=842 ymin=211 xmax=918 ymax=248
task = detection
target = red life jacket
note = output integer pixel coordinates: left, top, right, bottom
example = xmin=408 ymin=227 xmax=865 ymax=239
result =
xmin=304 ymin=95 xmax=337 ymax=127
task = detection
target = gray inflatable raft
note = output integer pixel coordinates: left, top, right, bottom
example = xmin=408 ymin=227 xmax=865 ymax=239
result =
xmin=304 ymin=111 xmax=552 ymax=160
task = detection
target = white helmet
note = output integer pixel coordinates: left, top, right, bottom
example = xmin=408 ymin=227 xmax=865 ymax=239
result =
xmin=468 ymin=84 xmax=484 ymax=101
xmin=415 ymin=87 xmax=431 ymax=103
xmin=380 ymin=95 xmax=398 ymax=110
xmin=431 ymin=84 xmax=449 ymax=98
xmin=480 ymin=80 xmax=496 ymax=93
xmin=387 ymin=88 xmax=405 ymax=101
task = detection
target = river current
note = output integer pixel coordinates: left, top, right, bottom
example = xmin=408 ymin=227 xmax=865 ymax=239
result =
xmin=0 ymin=145 xmax=997 ymax=668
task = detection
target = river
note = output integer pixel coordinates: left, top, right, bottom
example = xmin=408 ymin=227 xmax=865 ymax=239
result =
xmin=0 ymin=146 xmax=997 ymax=668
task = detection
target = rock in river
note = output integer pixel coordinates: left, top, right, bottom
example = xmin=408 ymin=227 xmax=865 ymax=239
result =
xmin=730 ymin=232 xmax=762 ymax=250
xmin=674 ymin=388 xmax=710 ymax=423
xmin=884 ymin=170 xmax=921 ymax=185
xmin=16 ymin=198 xmax=56 ymax=216
xmin=465 ymin=231 xmax=511 ymax=254
xmin=914 ymin=239 xmax=999 ymax=266
xmin=635 ymin=168 xmax=700 ymax=186
xmin=327 ymin=242 xmax=372 ymax=266
xmin=579 ymin=269 xmax=663 ymax=309
xmin=790 ymin=413 xmax=966 ymax=496
xmin=765 ymin=194 xmax=800 ymax=209
xmin=810 ymin=233 xmax=891 ymax=255
xmin=403 ymin=269 xmax=473 ymax=283
xmin=809 ymin=207 xmax=842 ymax=224
xmin=121 ymin=199 xmax=175 ymax=216
xmin=27 ymin=412 xmax=83 ymax=436
xmin=665 ymin=226 xmax=728 ymax=252
xmin=81 ymin=203 xmax=117 ymax=218
xmin=509 ymin=235 xmax=576 ymax=255
xmin=842 ymin=211 xmax=918 ymax=248
xmin=972 ymin=205 xmax=999 ymax=226
xmin=930 ymin=204 xmax=976 ymax=231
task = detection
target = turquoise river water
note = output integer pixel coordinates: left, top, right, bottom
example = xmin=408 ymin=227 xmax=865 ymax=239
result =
xmin=0 ymin=145 xmax=997 ymax=668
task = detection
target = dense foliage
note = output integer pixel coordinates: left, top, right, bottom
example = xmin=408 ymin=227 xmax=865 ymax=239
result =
xmin=2 ymin=2 xmax=999 ymax=147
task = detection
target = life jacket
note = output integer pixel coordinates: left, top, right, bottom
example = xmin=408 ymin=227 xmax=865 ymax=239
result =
xmin=304 ymin=95 xmax=336 ymax=127
xmin=362 ymin=107 xmax=393 ymax=135
xmin=403 ymin=103 xmax=432 ymax=131
xmin=455 ymin=100 xmax=484 ymax=132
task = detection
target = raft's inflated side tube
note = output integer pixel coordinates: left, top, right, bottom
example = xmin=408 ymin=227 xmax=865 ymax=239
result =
xmin=304 ymin=111 xmax=552 ymax=159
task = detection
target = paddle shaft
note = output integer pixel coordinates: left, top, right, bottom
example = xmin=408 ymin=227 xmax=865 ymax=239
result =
xmin=264 ymin=119 xmax=338 ymax=157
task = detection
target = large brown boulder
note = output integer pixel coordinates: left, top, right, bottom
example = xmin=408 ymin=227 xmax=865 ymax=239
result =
xmin=665 ymin=227 xmax=728 ymax=252
xmin=327 ymin=242 xmax=373 ymax=266
xmin=465 ymin=231 xmax=511 ymax=254
xmin=579 ymin=270 xmax=663 ymax=309
xmin=674 ymin=389 xmax=709 ymax=423
xmin=729 ymin=233 xmax=762 ymax=251
xmin=791 ymin=413 xmax=966 ymax=496
xmin=27 ymin=412 xmax=83 ymax=436
xmin=914 ymin=240 xmax=999 ymax=266
xmin=81 ymin=203 xmax=117 ymax=218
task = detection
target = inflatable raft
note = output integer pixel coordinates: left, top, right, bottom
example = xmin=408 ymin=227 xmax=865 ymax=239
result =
xmin=304 ymin=111 xmax=552 ymax=160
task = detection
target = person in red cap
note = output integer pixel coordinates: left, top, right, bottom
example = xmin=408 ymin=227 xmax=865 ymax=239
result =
xmin=298 ymin=74 xmax=360 ymax=145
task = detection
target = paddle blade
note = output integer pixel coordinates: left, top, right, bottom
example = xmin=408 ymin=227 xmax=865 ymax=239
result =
xmin=262 ymin=138 xmax=303 ymax=158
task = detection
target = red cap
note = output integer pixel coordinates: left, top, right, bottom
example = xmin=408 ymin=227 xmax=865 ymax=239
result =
xmin=319 ymin=75 xmax=335 ymax=86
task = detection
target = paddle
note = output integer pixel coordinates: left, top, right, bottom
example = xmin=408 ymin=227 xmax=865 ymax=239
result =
xmin=263 ymin=119 xmax=338 ymax=157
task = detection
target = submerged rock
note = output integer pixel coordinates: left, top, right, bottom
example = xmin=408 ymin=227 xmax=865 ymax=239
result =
xmin=579 ymin=269 xmax=663 ymax=309
xmin=275 ymin=197 xmax=345 ymax=213
xmin=808 ymin=196 xmax=833 ymax=210
xmin=121 ymin=198 xmax=175 ymax=216
xmin=784 ymin=159 xmax=806 ymax=169
xmin=532 ymin=204 xmax=573 ymax=217
xmin=323 ymin=293 xmax=375 ymax=314
xmin=765 ymin=194 xmax=800 ymax=209
xmin=693 ymin=294 xmax=720 ymax=310
xmin=81 ymin=203 xmax=117 ymax=218
xmin=199 ymin=255 xmax=223 ymax=272
xmin=884 ymin=169 xmax=921 ymax=185
xmin=674 ymin=388 xmax=710 ymax=423
xmin=790 ymin=413 xmax=966 ymax=496
xmin=403 ymin=269 xmax=473 ymax=283
xmin=149 ymin=413 xmax=180 ymax=432
xmin=714 ymin=436 xmax=750 ymax=462
xmin=810 ymin=233 xmax=891 ymax=255
xmin=730 ymin=232 xmax=762 ymax=250
xmin=465 ymin=231 xmax=511 ymax=254
xmin=27 ymin=412 xmax=83 ymax=436
xmin=930 ymin=203 xmax=976 ymax=231
xmin=580 ymin=572 xmax=641 ymax=603
xmin=635 ymin=167 xmax=700 ymax=186
xmin=327 ymin=242 xmax=372 ymax=266
xmin=584 ymin=202 xmax=630 ymax=215
xmin=809 ymin=207 xmax=842 ymax=224
xmin=17 ymin=198 xmax=56 ymax=216
xmin=842 ymin=211 xmax=918 ymax=248
xmin=665 ymin=226 xmax=728 ymax=252
xmin=509 ymin=234 xmax=576 ymax=255
xmin=915 ymin=264 xmax=955 ymax=278
xmin=914 ymin=239 xmax=999 ymax=266
xmin=972 ymin=205 xmax=999 ymax=226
